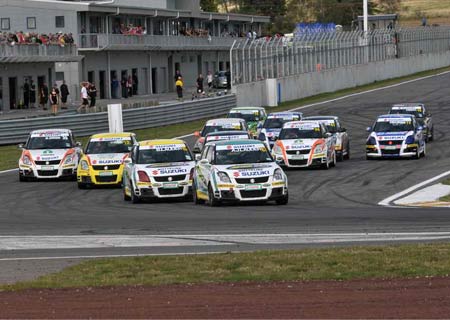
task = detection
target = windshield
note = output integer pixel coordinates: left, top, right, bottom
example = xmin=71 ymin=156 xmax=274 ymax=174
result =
xmin=228 ymin=112 xmax=259 ymax=122
xmin=205 ymin=134 xmax=249 ymax=144
xmin=215 ymin=145 xmax=273 ymax=165
xmin=373 ymin=119 xmax=414 ymax=132
xmin=27 ymin=135 xmax=73 ymax=149
xmin=137 ymin=145 xmax=192 ymax=164
xmin=202 ymin=125 xmax=242 ymax=136
xmin=390 ymin=109 xmax=424 ymax=118
xmin=279 ymin=128 xmax=323 ymax=139
xmin=263 ymin=118 xmax=289 ymax=129
xmin=86 ymin=139 xmax=132 ymax=154
xmin=321 ymin=120 xmax=338 ymax=133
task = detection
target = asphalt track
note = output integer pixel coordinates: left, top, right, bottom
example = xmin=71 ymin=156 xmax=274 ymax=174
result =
xmin=1 ymin=72 xmax=450 ymax=269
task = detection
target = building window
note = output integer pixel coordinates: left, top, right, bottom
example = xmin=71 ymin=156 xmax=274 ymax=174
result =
xmin=1 ymin=18 xmax=10 ymax=30
xmin=27 ymin=17 xmax=36 ymax=29
xmin=55 ymin=16 xmax=65 ymax=28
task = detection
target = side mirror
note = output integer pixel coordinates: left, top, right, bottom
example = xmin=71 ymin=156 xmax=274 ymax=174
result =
xmin=18 ymin=143 xmax=24 ymax=149
xmin=76 ymin=141 xmax=82 ymax=147
xmin=194 ymin=131 xmax=201 ymax=137
xmin=366 ymin=126 xmax=372 ymax=132
xmin=195 ymin=154 xmax=202 ymax=161
xmin=123 ymin=158 xmax=132 ymax=164
xmin=199 ymin=159 xmax=209 ymax=165
xmin=325 ymin=132 xmax=332 ymax=138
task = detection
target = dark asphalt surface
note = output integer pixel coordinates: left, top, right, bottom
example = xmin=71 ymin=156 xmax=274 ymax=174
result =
xmin=1 ymin=71 xmax=450 ymax=276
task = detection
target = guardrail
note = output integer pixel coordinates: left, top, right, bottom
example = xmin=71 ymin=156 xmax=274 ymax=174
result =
xmin=0 ymin=44 xmax=80 ymax=62
xmin=0 ymin=95 xmax=236 ymax=145
xmin=78 ymin=33 xmax=237 ymax=51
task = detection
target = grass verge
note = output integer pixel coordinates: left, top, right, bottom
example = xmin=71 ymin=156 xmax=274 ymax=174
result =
xmin=1 ymin=65 xmax=450 ymax=171
xmin=3 ymin=243 xmax=450 ymax=291
xmin=440 ymin=195 xmax=450 ymax=202
xmin=442 ymin=178 xmax=450 ymax=186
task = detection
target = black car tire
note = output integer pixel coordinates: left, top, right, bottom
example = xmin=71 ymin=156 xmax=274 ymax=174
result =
xmin=276 ymin=191 xmax=289 ymax=205
xmin=208 ymin=184 xmax=221 ymax=207
xmin=344 ymin=143 xmax=350 ymax=160
xmin=193 ymin=181 xmax=205 ymax=205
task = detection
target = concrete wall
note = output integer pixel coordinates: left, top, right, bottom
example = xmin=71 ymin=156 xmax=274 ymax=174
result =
xmin=235 ymin=51 xmax=450 ymax=107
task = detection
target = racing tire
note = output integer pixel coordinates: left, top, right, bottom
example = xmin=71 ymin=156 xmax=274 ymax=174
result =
xmin=77 ymin=182 xmax=88 ymax=189
xmin=193 ymin=182 xmax=205 ymax=205
xmin=330 ymin=152 xmax=337 ymax=168
xmin=344 ymin=143 xmax=350 ymax=160
xmin=321 ymin=157 xmax=330 ymax=170
xmin=208 ymin=184 xmax=221 ymax=207
xmin=337 ymin=151 xmax=344 ymax=162
xmin=131 ymin=191 xmax=141 ymax=204
xmin=414 ymin=147 xmax=421 ymax=160
xmin=123 ymin=187 xmax=131 ymax=201
xmin=421 ymin=143 xmax=426 ymax=158
xmin=275 ymin=192 xmax=289 ymax=205
xmin=429 ymin=129 xmax=434 ymax=142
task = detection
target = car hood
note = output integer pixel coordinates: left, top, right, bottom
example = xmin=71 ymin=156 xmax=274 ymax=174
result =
xmin=138 ymin=162 xmax=195 ymax=176
xmin=375 ymin=131 xmax=411 ymax=140
xmin=88 ymin=153 xmax=128 ymax=165
xmin=28 ymin=149 xmax=71 ymax=161
xmin=215 ymin=163 xmax=278 ymax=178
xmin=279 ymin=139 xmax=319 ymax=150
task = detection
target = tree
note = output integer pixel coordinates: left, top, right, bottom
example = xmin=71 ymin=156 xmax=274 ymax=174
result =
xmin=372 ymin=0 xmax=401 ymax=14
xmin=200 ymin=0 xmax=219 ymax=12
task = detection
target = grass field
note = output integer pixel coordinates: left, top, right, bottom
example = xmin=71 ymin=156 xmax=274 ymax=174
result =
xmin=400 ymin=0 xmax=450 ymax=26
xmin=3 ymin=243 xmax=450 ymax=291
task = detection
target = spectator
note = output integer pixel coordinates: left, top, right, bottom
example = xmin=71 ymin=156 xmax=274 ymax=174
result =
xmin=196 ymin=74 xmax=204 ymax=93
xmin=174 ymin=70 xmax=182 ymax=83
xmin=111 ymin=76 xmax=119 ymax=99
xmin=175 ymin=76 xmax=183 ymax=101
xmin=88 ymin=82 xmax=97 ymax=113
xmin=207 ymin=71 xmax=213 ymax=90
xmin=422 ymin=16 xmax=427 ymax=27
xmin=77 ymin=82 xmax=89 ymax=113
xmin=50 ymin=85 xmax=59 ymax=116
xmin=121 ymin=75 xmax=128 ymax=98
xmin=127 ymin=75 xmax=133 ymax=97
xmin=29 ymin=80 xmax=36 ymax=109
xmin=60 ymin=80 xmax=69 ymax=109
xmin=39 ymin=83 xmax=49 ymax=110
xmin=23 ymin=78 xmax=30 ymax=109
xmin=132 ymin=72 xmax=138 ymax=95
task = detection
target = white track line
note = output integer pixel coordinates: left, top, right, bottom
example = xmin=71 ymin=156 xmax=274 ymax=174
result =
xmin=1 ymin=70 xmax=449 ymax=176
xmin=378 ymin=170 xmax=450 ymax=206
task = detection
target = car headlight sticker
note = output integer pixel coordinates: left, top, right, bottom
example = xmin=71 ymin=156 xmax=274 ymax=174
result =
xmin=22 ymin=155 xmax=32 ymax=166
xmin=273 ymin=168 xmax=283 ymax=181
xmin=80 ymin=160 xmax=89 ymax=170
xmin=217 ymin=172 xmax=231 ymax=183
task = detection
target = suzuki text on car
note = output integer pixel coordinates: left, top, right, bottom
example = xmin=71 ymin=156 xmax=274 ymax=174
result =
xmin=258 ymin=112 xmax=302 ymax=149
xmin=122 ymin=139 xmax=195 ymax=203
xmin=193 ymin=118 xmax=248 ymax=154
xmin=18 ymin=129 xmax=81 ymax=181
xmin=272 ymin=121 xmax=337 ymax=169
xmin=204 ymin=130 xmax=251 ymax=145
xmin=366 ymin=114 xmax=426 ymax=159
xmin=304 ymin=116 xmax=350 ymax=161
xmin=193 ymin=139 xmax=288 ymax=206
xmin=77 ymin=132 xmax=137 ymax=189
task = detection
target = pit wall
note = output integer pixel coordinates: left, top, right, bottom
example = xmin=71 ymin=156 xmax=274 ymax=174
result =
xmin=234 ymin=51 xmax=450 ymax=107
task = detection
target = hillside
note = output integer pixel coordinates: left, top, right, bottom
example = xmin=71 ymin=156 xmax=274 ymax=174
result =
xmin=400 ymin=0 xmax=450 ymax=26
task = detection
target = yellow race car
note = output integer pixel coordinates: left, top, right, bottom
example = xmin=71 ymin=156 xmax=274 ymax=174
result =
xmin=77 ymin=132 xmax=137 ymax=188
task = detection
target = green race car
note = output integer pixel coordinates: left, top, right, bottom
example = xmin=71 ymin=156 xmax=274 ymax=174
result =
xmin=227 ymin=107 xmax=267 ymax=138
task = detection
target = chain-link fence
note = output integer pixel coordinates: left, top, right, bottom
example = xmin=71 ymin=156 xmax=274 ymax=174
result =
xmin=231 ymin=27 xmax=450 ymax=85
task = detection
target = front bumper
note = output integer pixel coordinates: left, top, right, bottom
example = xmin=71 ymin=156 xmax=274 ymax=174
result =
xmin=366 ymin=144 xmax=418 ymax=158
xmin=19 ymin=164 xmax=77 ymax=179
xmin=77 ymin=167 xmax=124 ymax=185
xmin=134 ymin=181 xmax=193 ymax=199
xmin=214 ymin=181 xmax=287 ymax=202
xmin=274 ymin=153 xmax=327 ymax=168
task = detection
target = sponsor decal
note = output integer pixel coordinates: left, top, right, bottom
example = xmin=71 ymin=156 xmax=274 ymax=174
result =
xmin=288 ymin=123 xmax=320 ymax=130
xmin=141 ymin=144 xmax=187 ymax=152
xmin=91 ymin=137 xmax=131 ymax=142
xmin=377 ymin=118 xmax=411 ymax=124
xmin=226 ymin=164 xmax=272 ymax=170
xmin=217 ymin=144 xmax=262 ymax=152
xmin=31 ymin=131 xmax=69 ymax=138
xmin=151 ymin=167 xmax=188 ymax=175
xmin=237 ymin=170 xmax=270 ymax=177
xmin=207 ymin=135 xmax=248 ymax=142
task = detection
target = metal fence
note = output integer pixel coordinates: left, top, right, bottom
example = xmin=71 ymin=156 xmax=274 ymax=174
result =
xmin=0 ymin=44 xmax=79 ymax=62
xmin=231 ymin=27 xmax=450 ymax=85
xmin=0 ymin=95 xmax=236 ymax=145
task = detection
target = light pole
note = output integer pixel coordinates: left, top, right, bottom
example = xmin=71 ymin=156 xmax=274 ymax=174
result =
xmin=363 ymin=0 xmax=369 ymax=33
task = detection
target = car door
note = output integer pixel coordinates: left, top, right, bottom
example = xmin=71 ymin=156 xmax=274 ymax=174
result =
xmin=124 ymin=145 xmax=137 ymax=188
xmin=196 ymin=145 xmax=213 ymax=193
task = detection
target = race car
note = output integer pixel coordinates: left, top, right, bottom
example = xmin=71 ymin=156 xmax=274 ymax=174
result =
xmin=18 ymin=129 xmax=82 ymax=181
xmin=303 ymin=116 xmax=350 ymax=161
xmin=204 ymin=131 xmax=251 ymax=144
xmin=193 ymin=139 xmax=288 ymax=206
xmin=366 ymin=114 xmax=426 ymax=159
xmin=257 ymin=112 xmax=303 ymax=149
xmin=389 ymin=103 xmax=434 ymax=142
xmin=193 ymin=118 xmax=248 ymax=154
xmin=272 ymin=120 xmax=336 ymax=169
xmin=122 ymin=139 xmax=195 ymax=203
xmin=77 ymin=132 xmax=137 ymax=189
xmin=227 ymin=107 xmax=267 ymax=138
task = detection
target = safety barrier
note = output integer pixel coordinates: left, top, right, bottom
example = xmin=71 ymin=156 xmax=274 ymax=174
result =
xmin=0 ymin=94 xmax=236 ymax=145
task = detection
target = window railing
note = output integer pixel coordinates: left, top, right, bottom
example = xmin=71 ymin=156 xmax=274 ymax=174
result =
xmin=0 ymin=43 xmax=77 ymax=58
xmin=78 ymin=33 xmax=238 ymax=50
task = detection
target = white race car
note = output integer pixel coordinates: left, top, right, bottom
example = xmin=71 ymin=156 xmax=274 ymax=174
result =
xmin=122 ymin=139 xmax=195 ymax=203
xmin=257 ymin=112 xmax=303 ymax=149
xmin=18 ymin=129 xmax=82 ymax=181
xmin=366 ymin=114 xmax=426 ymax=159
xmin=193 ymin=139 xmax=288 ymax=206
xmin=272 ymin=120 xmax=336 ymax=169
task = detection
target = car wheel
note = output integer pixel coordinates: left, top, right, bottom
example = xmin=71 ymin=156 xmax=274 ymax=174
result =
xmin=77 ymin=182 xmax=87 ymax=189
xmin=344 ymin=143 xmax=350 ymax=160
xmin=276 ymin=191 xmax=289 ymax=205
xmin=193 ymin=181 xmax=205 ymax=205
xmin=321 ymin=156 xmax=330 ymax=170
xmin=130 ymin=181 xmax=141 ymax=203
xmin=421 ymin=143 xmax=426 ymax=158
xmin=330 ymin=152 xmax=336 ymax=167
xmin=414 ymin=147 xmax=421 ymax=160
xmin=19 ymin=173 xmax=28 ymax=182
xmin=123 ymin=185 xmax=131 ymax=201
xmin=429 ymin=128 xmax=434 ymax=142
xmin=208 ymin=184 xmax=221 ymax=207
xmin=337 ymin=152 xmax=344 ymax=162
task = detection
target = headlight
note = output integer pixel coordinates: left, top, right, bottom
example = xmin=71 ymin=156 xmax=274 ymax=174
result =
xmin=273 ymin=168 xmax=283 ymax=181
xmin=80 ymin=160 xmax=89 ymax=170
xmin=314 ymin=144 xmax=324 ymax=154
xmin=217 ymin=172 xmax=231 ymax=183
xmin=405 ymin=135 xmax=415 ymax=144
xmin=273 ymin=145 xmax=282 ymax=155
xmin=22 ymin=155 xmax=32 ymax=166
xmin=258 ymin=132 xmax=266 ymax=141
xmin=64 ymin=154 xmax=75 ymax=164
xmin=367 ymin=136 xmax=376 ymax=145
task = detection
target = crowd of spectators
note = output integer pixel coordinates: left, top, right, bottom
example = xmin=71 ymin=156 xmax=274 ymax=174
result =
xmin=0 ymin=31 xmax=75 ymax=46
xmin=112 ymin=24 xmax=147 ymax=35
xmin=180 ymin=28 xmax=210 ymax=37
